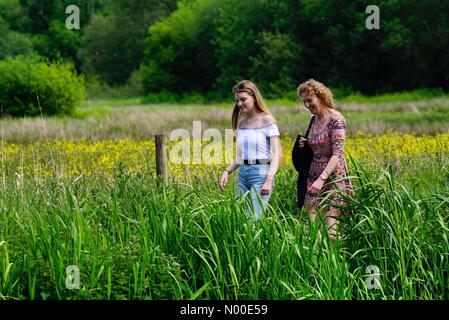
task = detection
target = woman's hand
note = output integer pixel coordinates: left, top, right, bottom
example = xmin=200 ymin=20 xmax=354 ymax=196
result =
xmin=298 ymin=137 xmax=308 ymax=148
xmin=219 ymin=171 xmax=229 ymax=191
xmin=261 ymin=180 xmax=272 ymax=196
xmin=308 ymin=178 xmax=324 ymax=196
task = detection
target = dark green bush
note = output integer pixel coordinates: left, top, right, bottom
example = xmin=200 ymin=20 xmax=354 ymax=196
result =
xmin=0 ymin=56 xmax=85 ymax=116
xmin=0 ymin=16 xmax=34 ymax=59
xmin=141 ymin=0 xmax=220 ymax=94
xmin=141 ymin=91 xmax=180 ymax=104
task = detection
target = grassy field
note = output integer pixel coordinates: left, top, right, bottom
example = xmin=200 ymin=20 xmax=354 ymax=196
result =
xmin=1 ymin=93 xmax=449 ymax=143
xmin=1 ymin=92 xmax=449 ymax=299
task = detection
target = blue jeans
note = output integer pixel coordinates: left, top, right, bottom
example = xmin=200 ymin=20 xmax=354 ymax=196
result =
xmin=237 ymin=164 xmax=274 ymax=220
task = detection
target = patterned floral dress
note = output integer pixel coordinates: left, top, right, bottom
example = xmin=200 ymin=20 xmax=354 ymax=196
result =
xmin=304 ymin=109 xmax=354 ymax=214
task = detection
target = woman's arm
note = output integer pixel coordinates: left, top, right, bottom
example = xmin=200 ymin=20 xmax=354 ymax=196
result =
xmin=266 ymin=136 xmax=281 ymax=181
xmin=319 ymin=155 xmax=339 ymax=179
xmin=225 ymin=146 xmax=242 ymax=174
xmin=325 ymin=114 xmax=346 ymax=178
xmin=219 ymin=143 xmax=242 ymax=191
xmin=309 ymin=114 xmax=346 ymax=195
xmin=261 ymin=135 xmax=281 ymax=195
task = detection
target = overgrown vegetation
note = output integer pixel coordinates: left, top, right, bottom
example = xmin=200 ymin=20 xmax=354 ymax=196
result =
xmin=1 ymin=0 xmax=448 ymax=110
xmin=0 ymin=155 xmax=448 ymax=299
xmin=140 ymin=0 xmax=449 ymax=96
xmin=0 ymin=56 xmax=85 ymax=116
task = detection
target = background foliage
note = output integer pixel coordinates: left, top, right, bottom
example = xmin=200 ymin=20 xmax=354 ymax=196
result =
xmin=0 ymin=0 xmax=448 ymax=110
xmin=0 ymin=56 xmax=85 ymax=116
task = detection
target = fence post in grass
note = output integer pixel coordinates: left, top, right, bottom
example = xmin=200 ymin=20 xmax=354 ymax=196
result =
xmin=155 ymin=134 xmax=168 ymax=185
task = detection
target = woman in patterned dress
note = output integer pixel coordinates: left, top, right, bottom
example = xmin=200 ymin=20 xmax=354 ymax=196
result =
xmin=296 ymin=79 xmax=354 ymax=239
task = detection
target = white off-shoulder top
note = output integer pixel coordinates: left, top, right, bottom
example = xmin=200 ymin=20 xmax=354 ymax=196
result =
xmin=236 ymin=123 xmax=280 ymax=160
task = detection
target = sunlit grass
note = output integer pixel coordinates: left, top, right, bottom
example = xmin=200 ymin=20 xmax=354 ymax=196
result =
xmin=0 ymin=131 xmax=448 ymax=299
xmin=1 ymin=133 xmax=448 ymax=180
xmin=0 ymin=156 xmax=448 ymax=299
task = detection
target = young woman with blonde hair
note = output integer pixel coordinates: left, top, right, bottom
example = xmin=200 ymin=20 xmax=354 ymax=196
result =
xmin=219 ymin=80 xmax=282 ymax=220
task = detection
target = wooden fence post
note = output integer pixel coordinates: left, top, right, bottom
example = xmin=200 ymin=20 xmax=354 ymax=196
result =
xmin=155 ymin=134 xmax=168 ymax=185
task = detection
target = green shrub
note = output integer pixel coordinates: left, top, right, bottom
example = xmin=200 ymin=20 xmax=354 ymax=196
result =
xmin=141 ymin=0 xmax=220 ymax=94
xmin=0 ymin=56 xmax=85 ymax=116
xmin=86 ymin=70 xmax=143 ymax=99
xmin=141 ymin=91 xmax=180 ymax=104
xmin=179 ymin=92 xmax=206 ymax=104
xmin=0 ymin=16 xmax=34 ymax=59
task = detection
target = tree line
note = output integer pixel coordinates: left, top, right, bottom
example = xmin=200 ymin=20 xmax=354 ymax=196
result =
xmin=1 ymin=0 xmax=448 ymax=103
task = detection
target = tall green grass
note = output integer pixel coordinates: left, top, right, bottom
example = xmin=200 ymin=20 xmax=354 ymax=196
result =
xmin=0 ymin=155 xmax=448 ymax=300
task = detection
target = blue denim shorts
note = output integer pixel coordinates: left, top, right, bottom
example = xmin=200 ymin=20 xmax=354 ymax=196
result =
xmin=237 ymin=164 xmax=275 ymax=220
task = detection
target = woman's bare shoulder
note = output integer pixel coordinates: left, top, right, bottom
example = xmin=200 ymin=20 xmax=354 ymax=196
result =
xmin=261 ymin=113 xmax=276 ymax=126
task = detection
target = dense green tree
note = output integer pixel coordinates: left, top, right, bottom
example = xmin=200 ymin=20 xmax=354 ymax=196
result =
xmin=249 ymin=32 xmax=301 ymax=96
xmin=79 ymin=0 xmax=177 ymax=85
xmin=141 ymin=0 xmax=220 ymax=93
xmin=18 ymin=0 xmax=102 ymax=32
xmin=379 ymin=0 xmax=449 ymax=91
xmin=0 ymin=0 xmax=28 ymax=31
xmin=289 ymin=0 xmax=449 ymax=93
xmin=140 ymin=0 xmax=449 ymax=96
xmin=3 ymin=0 xmax=448 ymax=96
xmin=212 ymin=0 xmax=267 ymax=91
xmin=293 ymin=0 xmax=380 ymax=92
xmin=13 ymin=0 xmax=106 ymax=65
xmin=0 ymin=16 xmax=34 ymax=59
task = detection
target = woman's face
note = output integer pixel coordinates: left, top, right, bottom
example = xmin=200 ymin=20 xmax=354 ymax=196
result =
xmin=235 ymin=91 xmax=256 ymax=114
xmin=301 ymin=92 xmax=325 ymax=115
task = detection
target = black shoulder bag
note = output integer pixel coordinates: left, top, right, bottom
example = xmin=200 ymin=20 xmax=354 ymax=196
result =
xmin=291 ymin=116 xmax=315 ymax=208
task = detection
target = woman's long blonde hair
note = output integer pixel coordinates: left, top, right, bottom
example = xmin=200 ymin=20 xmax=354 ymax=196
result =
xmin=231 ymin=80 xmax=274 ymax=130
xmin=297 ymin=79 xmax=335 ymax=109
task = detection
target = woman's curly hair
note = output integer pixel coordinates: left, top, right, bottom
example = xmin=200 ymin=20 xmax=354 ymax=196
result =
xmin=297 ymin=79 xmax=335 ymax=109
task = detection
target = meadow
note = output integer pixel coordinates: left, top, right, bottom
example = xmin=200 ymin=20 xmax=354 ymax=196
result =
xmin=1 ymin=93 xmax=449 ymax=299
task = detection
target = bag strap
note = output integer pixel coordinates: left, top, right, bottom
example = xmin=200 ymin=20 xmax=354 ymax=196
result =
xmin=305 ymin=116 xmax=315 ymax=138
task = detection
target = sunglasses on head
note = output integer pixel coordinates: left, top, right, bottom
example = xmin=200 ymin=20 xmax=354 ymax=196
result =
xmin=233 ymin=82 xmax=254 ymax=94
